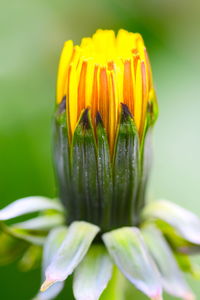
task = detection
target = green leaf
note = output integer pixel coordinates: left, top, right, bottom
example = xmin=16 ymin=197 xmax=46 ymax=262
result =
xmin=112 ymin=104 xmax=139 ymax=227
xmin=103 ymin=227 xmax=162 ymax=299
xmin=18 ymin=245 xmax=42 ymax=272
xmin=34 ymin=226 xmax=67 ymax=300
xmin=155 ymin=219 xmax=200 ymax=255
xmin=41 ymin=221 xmax=100 ymax=292
xmin=7 ymin=227 xmax=46 ymax=245
xmin=73 ymin=245 xmax=113 ymax=300
xmin=142 ymin=225 xmax=194 ymax=299
xmin=0 ymin=231 xmax=28 ymax=265
xmin=143 ymin=200 xmax=200 ymax=244
xmin=96 ymin=113 xmax=112 ymax=231
xmin=0 ymin=196 xmax=63 ymax=220
xmin=175 ymin=253 xmax=200 ymax=280
xmin=71 ymin=109 xmax=99 ymax=223
xmin=0 ymin=219 xmax=46 ymax=245
xmin=12 ymin=214 xmax=64 ymax=231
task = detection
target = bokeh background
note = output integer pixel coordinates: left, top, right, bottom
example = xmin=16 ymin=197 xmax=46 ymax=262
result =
xmin=1 ymin=0 xmax=200 ymax=299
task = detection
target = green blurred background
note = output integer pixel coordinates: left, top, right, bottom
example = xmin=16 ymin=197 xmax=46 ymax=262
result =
xmin=1 ymin=0 xmax=200 ymax=299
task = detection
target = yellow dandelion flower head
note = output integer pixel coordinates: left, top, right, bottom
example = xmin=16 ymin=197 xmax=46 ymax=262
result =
xmin=56 ymin=29 xmax=156 ymax=148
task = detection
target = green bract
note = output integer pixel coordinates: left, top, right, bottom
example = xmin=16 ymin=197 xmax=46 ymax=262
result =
xmin=54 ymin=100 xmax=149 ymax=231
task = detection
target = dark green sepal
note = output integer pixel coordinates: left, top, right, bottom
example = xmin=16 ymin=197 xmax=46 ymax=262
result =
xmin=134 ymin=128 xmax=152 ymax=222
xmin=135 ymin=92 xmax=158 ymax=222
xmin=112 ymin=104 xmax=139 ymax=227
xmin=147 ymin=90 xmax=159 ymax=128
xmin=54 ymin=96 xmax=72 ymax=217
xmin=71 ymin=109 xmax=100 ymax=225
xmin=96 ymin=112 xmax=112 ymax=231
xmin=140 ymin=90 xmax=158 ymax=153
xmin=0 ymin=230 xmax=28 ymax=265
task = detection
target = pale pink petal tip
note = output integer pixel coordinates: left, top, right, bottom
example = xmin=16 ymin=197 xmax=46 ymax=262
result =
xmin=183 ymin=293 xmax=196 ymax=300
xmin=40 ymin=278 xmax=56 ymax=292
xmin=151 ymin=296 xmax=163 ymax=300
xmin=151 ymin=291 xmax=163 ymax=300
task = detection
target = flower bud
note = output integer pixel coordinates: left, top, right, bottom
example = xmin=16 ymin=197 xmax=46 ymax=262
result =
xmin=54 ymin=29 xmax=158 ymax=231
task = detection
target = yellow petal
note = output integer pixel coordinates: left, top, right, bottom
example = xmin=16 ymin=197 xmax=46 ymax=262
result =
xmin=56 ymin=40 xmax=73 ymax=104
xmin=56 ymin=29 xmax=156 ymax=150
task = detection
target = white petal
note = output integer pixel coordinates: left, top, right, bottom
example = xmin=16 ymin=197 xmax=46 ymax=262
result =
xmin=143 ymin=200 xmax=200 ymax=244
xmin=103 ymin=227 xmax=162 ymax=300
xmin=33 ymin=226 xmax=67 ymax=300
xmin=142 ymin=225 xmax=194 ymax=300
xmin=73 ymin=245 xmax=113 ymax=300
xmin=0 ymin=196 xmax=63 ymax=220
xmin=13 ymin=214 xmax=64 ymax=231
xmin=41 ymin=221 xmax=99 ymax=291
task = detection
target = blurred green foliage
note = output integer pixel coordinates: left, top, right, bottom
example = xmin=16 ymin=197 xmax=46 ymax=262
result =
xmin=1 ymin=0 xmax=200 ymax=299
